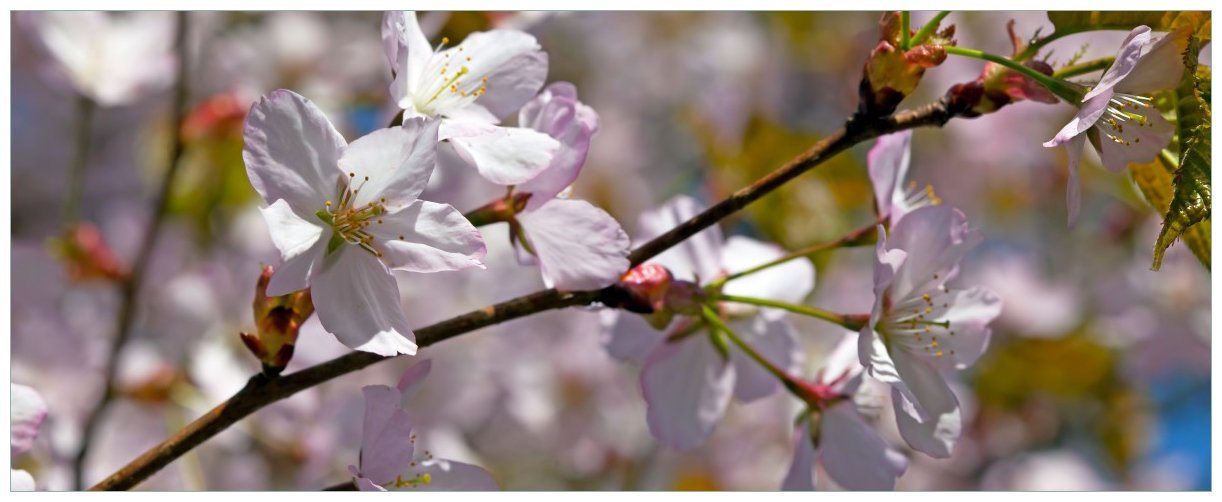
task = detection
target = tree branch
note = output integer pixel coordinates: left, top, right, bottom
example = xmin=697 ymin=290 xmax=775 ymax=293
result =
xmin=72 ymin=12 xmax=192 ymax=490
xmin=90 ymin=96 xmax=964 ymax=491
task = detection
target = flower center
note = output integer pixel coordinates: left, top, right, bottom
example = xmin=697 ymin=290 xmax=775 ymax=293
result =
xmin=413 ymin=39 xmax=490 ymax=116
xmin=902 ymin=180 xmax=942 ymax=210
xmin=878 ymin=290 xmax=957 ymax=360
xmin=315 ymin=172 xmax=388 ymax=257
xmin=1100 ymin=93 xmax=1155 ymax=146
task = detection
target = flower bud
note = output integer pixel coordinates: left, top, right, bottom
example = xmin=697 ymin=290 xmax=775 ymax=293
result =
xmin=606 ymin=263 xmax=673 ymax=314
xmin=47 ymin=222 xmax=128 ymax=282
xmin=859 ymin=12 xmax=955 ymax=117
xmin=945 ymin=21 xmax=1058 ymax=117
xmin=240 ymin=265 xmax=314 ymax=375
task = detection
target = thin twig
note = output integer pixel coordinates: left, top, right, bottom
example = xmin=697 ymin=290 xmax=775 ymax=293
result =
xmin=61 ymin=95 xmax=95 ymax=228
xmin=71 ymin=12 xmax=192 ymax=490
xmin=91 ymin=97 xmax=965 ymax=491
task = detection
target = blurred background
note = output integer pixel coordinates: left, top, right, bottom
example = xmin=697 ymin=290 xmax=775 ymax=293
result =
xmin=9 ymin=11 xmax=1211 ymax=490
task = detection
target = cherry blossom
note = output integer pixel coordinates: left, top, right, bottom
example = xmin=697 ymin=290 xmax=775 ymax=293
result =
xmin=19 ymin=12 xmax=176 ymax=106
xmin=868 ymin=130 xmax=941 ymax=226
xmin=244 ymin=89 xmax=486 ymax=356
xmin=1043 ymin=26 xmax=1188 ymax=223
xmin=782 ymin=336 xmax=907 ymax=491
xmin=602 ymin=195 xmax=814 ymax=449
xmin=858 ymin=205 xmax=1001 ymax=457
xmin=382 ymin=11 xmax=559 ymax=186
xmin=11 ymin=383 xmax=48 ymax=491
xmin=350 ymin=360 xmax=499 ymax=491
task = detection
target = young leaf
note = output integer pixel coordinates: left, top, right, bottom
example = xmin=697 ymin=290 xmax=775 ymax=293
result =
xmin=1046 ymin=11 xmax=1210 ymax=41
xmin=1152 ymin=35 xmax=1211 ymax=270
xmin=1131 ymin=158 xmax=1210 ymax=270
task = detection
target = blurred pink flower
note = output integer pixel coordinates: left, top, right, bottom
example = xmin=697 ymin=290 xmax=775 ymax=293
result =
xmin=602 ymin=195 xmax=814 ymax=449
xmin=11 ymin=383 xmax=48 ymax=491
xmin=244 ymin=89 xmax=486 ymax=356
xmin=858 ymin=205 xmax=1001 ymax=458
xmin=783 ymin=336 xmax=907 ymax=491
xmin=1043 ymin=26 xmax=1187 ymax=223
xmin=350 ymin=360 xmax=499 ymax=491
xmin=383 ymin=11 xmax=559 ymax=186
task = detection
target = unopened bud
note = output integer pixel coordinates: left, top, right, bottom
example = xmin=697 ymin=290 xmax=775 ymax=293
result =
xmin=465 ymin=191 xmax=533 ymax=227
xmin=47 ymin=222 xmax=128 ymax=282
xmin=859 ymin=12 xmax=955 ymax=117
xmin=243 ymin=265 xmax=314 ymax=375
xmin=611 ymin=263 xmax=673 ymax=314
xmin=181 ymin=91 xmax=247 ymax=142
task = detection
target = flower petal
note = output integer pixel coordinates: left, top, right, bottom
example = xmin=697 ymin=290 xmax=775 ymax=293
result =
xmin=637 ymin=195 xmax=724 ymax=282
xmin=354 ymin=477 xmax=388 ymax=491
xmin=10 ymin=384 xmax=47 ymax=457
xmin=358 ymin=385 xmax=414 ymax=485
xmin=781 ymin=423 xmax=818 ymax=491
xmin=455 ymin=29 xmax=549 ymax=119
xmin=1093 ymin=101 xmax=1174 ymax=172
xmin=885 ymin=205 xmax=979 ymax=302
xmin=820 ymin=401 xmax=908 ymax=490
xmin=311 ymin=248 xmax=417 ymax=356
xmin=12 ymin=470 xmax=36 ymax=491
xmin=641 ymin=334 xmax=735 ymax=450
xmin=381 ymin=11 xmax=431 ymax=82
xmin=408 ymin=459 xmax=500 ymax=491
xmin=369 ymin=200 xmax=487 ymax=273
xmin=720 ymin=236 xmax=815 ymax=308
xmin=1063 ymin=133 xmax=1087 ymax=225
xmin=867 ymin=131 xmax=913 ymax=223
xmin=397 ymin=359 xmax=433 ymax=396
xmin=938 ymin=287 xmax=1002 ymax=368
xmin=439 ymin=120 xmax=560 ymax=186
xmin=518 ymin=199 xmax=630 ymax=291
xmin=339 ymin=117 xmax=440 ymax=211
xmin=517 ymin=82 xmax=600 ymax=210
xmin=1083 ymin=26 xmax=1154 ymax=101
xmin=243 ymin=89 xmax=346 ymax=214
xmin=601 ymin=310 xmax=667 ymax=363
xmin=259 ymin=198 xmax=324 ymax=260
xmin=858 ymin=326 xmax=902 ymax=386
xmin=1116 ymin=27 xmax=1191 ymax=96
xmin=1043 ymin=90 xmax=1111 ymax=148
xmin=727 ymin=316 xmax=800 ymax=402
xmin=890 ymin=355 xmax=961 ymax=458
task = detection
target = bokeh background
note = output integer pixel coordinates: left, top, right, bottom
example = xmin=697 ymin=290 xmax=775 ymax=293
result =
xmin=9 ymin=11 xmax=1211 ymax=490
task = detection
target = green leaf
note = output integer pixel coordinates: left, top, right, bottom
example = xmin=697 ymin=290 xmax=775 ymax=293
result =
xmin=1046 ymin=11 xmax=1210 ymax=41
xmin=1152 ymin=35 xmax=1211 ymax=271
xmin=1130 ymin=158 xmax=1210 ymax=270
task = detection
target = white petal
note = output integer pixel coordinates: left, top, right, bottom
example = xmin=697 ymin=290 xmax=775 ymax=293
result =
xmin=339 ymin=117 xmax=440 ymax=211
xmin=600 ymin=310 xmax=667 ymax=363
xmin=820 ymin=402 xmax=907 ymax=490
xmin=358 ymin=385 xmax=414 ymax=485
xmin=243 ymin=90 xmax=346 ymax=214
xmin=1116 ymin=27 xmax=1191 ymax=96
xmin=408 ymin=459 xmax=500 ymax=491
xmin=886 ymin=205 xmax=979 ymax=302
xmin=1044 ymin=90 xmax=1111 ymax=148
xmin=641 ymin=334 xmax=734 ymax=450
xmin=11 ymin=470 xmax=36 ymax=491
xmin=311 ymin=248 xmax=417 ymax=356
xmin=518 ymin=199 xmax=630 ymax=291
xmin=720 ymin=236 xmax=815 ymax=308
xmin=637 ymin=195 xmax=724 ymax=282
xmin=858 ymin=327 xmax=902 ymax=386
xmin=1094 ymin=102 xmax=1174 ymax=173
xmin=368 ymin=200 xmax=487 ymax=273
xmin=938 ymin=287 xmax=1002 ymax=368
xmin=453 ymin=29 xmax=548 ymax=119
xmin=867 ymin=131 xmax=913 ymax=223
xmin=266 ymin=238 xmax=326 ymax=297
xmin=10 ymin=384 xmax=47 ymax=457
xmin=781 ymin=423 xmax=818 ymax=491
xmin=517 ymin=82 xmax=599 ymax=210
xmin=259 ymin=199 xmax=325 ymax=261
xmin=727 ymin=316 xmax=800 ymax=402
xmin=1083 ymin=26 xmax=1153 ymax=101
xmin=439 ymin=120 xmax=560 ymax=186
xmin=890 ymin=355 xmax=961 ymax=458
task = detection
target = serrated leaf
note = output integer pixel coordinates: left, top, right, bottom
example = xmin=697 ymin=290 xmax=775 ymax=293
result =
xmin=1130 ymin=159 xmax=1210 ymax=270
xmin=1046 ymin=11 xmax=1210 ymax=41
xmin=1152 ymin=35 xmax=1211 ymax=270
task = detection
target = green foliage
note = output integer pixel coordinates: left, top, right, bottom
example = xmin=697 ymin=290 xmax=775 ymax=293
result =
xmin=1046 ymin=11 xmax=1210 ymax=41
xmin=1152 ymin=35 xmax=1211 ymax=270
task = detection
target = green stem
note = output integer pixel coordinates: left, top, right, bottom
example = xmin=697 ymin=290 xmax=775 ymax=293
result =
xmin=943 ymin=45 xmax=1082 ymax=103
xmin=708 ymin=221 xmax=877 ymax=289
xmin=1158 ymin=149 xmax=1179 ymax=171
xmin=713 ymin=294 xmax=866 ymax=331
xmin=899 ymin=12 xmax=911 ymax=49
xmin=61 ymin=95 xmax=95 ymax=228
xmin=700 ymin=305 xmax=789 ymax=381
xmin=1053 ymin=57 xmax=1114 ymax=79
xmin=910 ymin=11 xmax=950 ymax=46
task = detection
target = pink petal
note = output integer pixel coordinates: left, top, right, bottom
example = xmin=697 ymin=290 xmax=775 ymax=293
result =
xmin=339 ymin=117 xmax=439 ymax=211
xmin=439 ymin=120 xmax=560 ymax=186
xmin=1116 ymin=27 xmax=1191 ymax=95
xmin=358 ymin=385 xmax=415 ymax=485
xmin=370 ymin=200 xmax=487 ymax=273
xmin=1083 ymin=26 xmax=1153 ymax=101
xmin=890 ymin=354 xmax=961 ymax=458
xmin=517 ymin=82 xmax=600 ymax=210
xmin=820 ymin=401 xmax=907 ymax=490
xmin=311 ymin=248 xmax=417 ymax=356
xmin=727 ymin=316 xmax=800 ymax=402
xmin=641 ymin=334 xmax=735 ymax=450
xmin=781 ymin=422 xmax=818 ymax=491
xmin=601 ymin=310 xmax=667 ymax=363
xmin=518 ymin=199 xmax=630 ymax=291
xmin=458 ymin=29 xmax=549 ymax=119
xmin=243 ymin=90 xmax=346 ymax=215
xmin=1044 ymin=90 xmax=1111 ymax=148
xmin=867 ymin=131 xmax=913 ymax=223
xmin=637 ymin=195 xmax=724 ymax=282
xmin=10 ymin=384 xmax=47 ymax=457
xmin=720 ymin=236 xmax=815 ymax=310
xmin=938 ymin=287 xmax=1002 ymax=368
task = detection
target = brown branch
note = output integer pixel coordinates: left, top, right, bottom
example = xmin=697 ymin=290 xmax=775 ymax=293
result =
xmin=90 ymin=97 xmax=965 ymax=491
xmin=71 ymin=12 xmax=192 ymax=490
